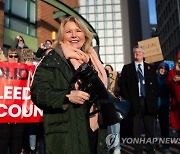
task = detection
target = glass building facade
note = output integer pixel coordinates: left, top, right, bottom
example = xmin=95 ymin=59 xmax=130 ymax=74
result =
xmin=79 ymin=0 xmax=123 ymax=71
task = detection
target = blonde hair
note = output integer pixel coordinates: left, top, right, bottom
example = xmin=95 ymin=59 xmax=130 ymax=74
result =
xmin=54 ymin=16 xmax=95 ymax=53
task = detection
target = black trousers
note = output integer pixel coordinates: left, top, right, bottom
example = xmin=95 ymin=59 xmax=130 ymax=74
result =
xmin=157 ymin=105 xmax=170 ymax=148
xmin=132 ymin=97 xmax=155 ymax=154
xmin=0 ymin=123 xmax=25 ymax=154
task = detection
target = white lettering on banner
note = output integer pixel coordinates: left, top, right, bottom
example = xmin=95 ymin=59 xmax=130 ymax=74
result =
xmin=0 ymin=104 xmax=8 ymax=117
xmin=0 ymin=104 xmax=43 ymax=117
xmin=9 ymin=104 xmax=21 ymax=117
xmin=0 ymin=86 xmax=31 ymax=100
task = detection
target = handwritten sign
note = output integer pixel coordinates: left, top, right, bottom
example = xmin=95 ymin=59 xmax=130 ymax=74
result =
xmin=20 ymin=48 xmax=34 ymax=62
xmin=138 ymin=37 xmax=163 ymax=63
xmin=108 ymin=71 xmax=118 ymax=95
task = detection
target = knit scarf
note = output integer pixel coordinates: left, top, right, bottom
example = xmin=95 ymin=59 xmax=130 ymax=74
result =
xmin=61 ymin=42 xmax=107 ymax=131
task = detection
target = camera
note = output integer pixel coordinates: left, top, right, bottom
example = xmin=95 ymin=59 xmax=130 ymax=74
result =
xmin=44 ymin=43 xmax=49 ymax=48
xmin=76 ymin=63 xmax=130 ymax=126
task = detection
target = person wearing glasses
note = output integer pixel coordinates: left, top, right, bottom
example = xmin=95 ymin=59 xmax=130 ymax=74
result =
xmin=0 ymin=48 xmax=25 ymax=154
xmin=11 ymin=35 xmax=28 ymax=50
xmin=7 ymin=49 xmax=20 ymax=62
xmin=120 ymin=45 xmax=159 ymax=154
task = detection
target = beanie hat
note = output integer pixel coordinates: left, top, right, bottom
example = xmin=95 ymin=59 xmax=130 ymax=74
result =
xmin=158 ymin=62 xmax=169 ymax=71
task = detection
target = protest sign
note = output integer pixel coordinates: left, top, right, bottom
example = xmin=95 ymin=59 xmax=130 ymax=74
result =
xmin=20 ymin=48 xmax=34 ymax=62
xmin=108 ymin=71 xmax=118 ymax=94
xmin=0 ymin=62 xmax=43 ymax=123
xmin=138 ymin=37 xmax=163 ymax=63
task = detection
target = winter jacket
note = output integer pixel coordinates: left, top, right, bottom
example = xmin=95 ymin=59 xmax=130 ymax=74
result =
xmin=167 ymin=68 xmax=180 ymax=129
xmin=30 ymin=47 xmax=107 ymax=154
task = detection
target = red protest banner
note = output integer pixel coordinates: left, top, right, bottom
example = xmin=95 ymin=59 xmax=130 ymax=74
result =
xmin=0 ymin=61 xmax=43 ymax=123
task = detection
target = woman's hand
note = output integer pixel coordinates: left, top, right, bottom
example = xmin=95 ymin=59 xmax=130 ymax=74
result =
xmin=173 ymin=75 xmax=180 ymax=82
xmin=66 ymin=90 xmax=90 ymax=104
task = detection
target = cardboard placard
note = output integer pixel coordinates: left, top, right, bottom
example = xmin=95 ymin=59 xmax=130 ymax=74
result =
xmin=20 ymin=48 xmax=34 ymax=62
xmin=138 ymin=37 xmax=163 ymax=63
xmin=108 ymin=71 xmax=118 ymax=94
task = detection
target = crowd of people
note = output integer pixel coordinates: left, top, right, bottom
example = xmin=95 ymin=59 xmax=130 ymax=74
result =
xmin=0 ymin=16 xmax=179 ymax=154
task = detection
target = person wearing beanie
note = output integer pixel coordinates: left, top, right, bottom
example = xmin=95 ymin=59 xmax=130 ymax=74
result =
xmin=155 ymin=62 xmax=171 ymax=154
xmin=167 ymin=50 xmax=180 ymax=145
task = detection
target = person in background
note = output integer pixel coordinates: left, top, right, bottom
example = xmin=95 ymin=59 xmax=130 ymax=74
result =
xmin=156 ymin=62 xmax=171 ymax=154
xmin=0 ymin=49 xmax=25 ymax=154
xmin=105 ymin=64 xmax=121 ymax=154
xmin=11 ymin=35 xmax=28 ymax=50
xmin=120 ymin=45 xmax=159 ymax=154
xmin=0 ymin=47 xmax=7 ymax=61
xmin=30 ymin=16 xmax=108 ymax=154
xmin=167 ymin=50 xmax=180 ymax=146
xmin=35 ymin=40 xmax=52 ymax=58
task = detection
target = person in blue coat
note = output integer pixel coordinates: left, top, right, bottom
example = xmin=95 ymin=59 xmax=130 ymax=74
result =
xmin=156 ymin=62 xmax=171 ymax=154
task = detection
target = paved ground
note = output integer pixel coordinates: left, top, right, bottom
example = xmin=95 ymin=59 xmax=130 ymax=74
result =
xmin=120 ymin=120 xmax=180 ymax=154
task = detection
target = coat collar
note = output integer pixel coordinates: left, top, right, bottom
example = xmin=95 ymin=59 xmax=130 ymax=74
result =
xmin=40 ymin=47 xmax=74 ymax=83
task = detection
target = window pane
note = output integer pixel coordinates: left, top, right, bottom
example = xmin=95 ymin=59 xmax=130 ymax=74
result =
xmin=98 ymin=30 xmax=104 ymax=37
xmin=30 ymin=2 xmax=36 ymax=23
xmin=30 ymin=24 xmax=36 ymax=36
xmin=107 ymin=30 xmax=113 ymax=37
xmin=114 ymin=13 xmax=121 ymax=20
xmin=115 ymin=54 xmax=124 ymax=62
xmin=106 ymin=5 xmax=112 ymax=12
xmin=114 ymin=21 xmax=122 ymax=28
xmin=98 ymin=22 xmax=104 ymax=29
xmin=106 ymin=46 xmax=114 ymax=54
xmin=114 ymin=29 xmax=122 ymax=37
xmin=97 ymin=5 xmax=103 ymax=13
xmin=4 ymin=16 xmax=9 ymax=28
xmin=106 ymin=55 xmax=114 ymax=63
xmin=10 ymin=18 xmax=28 ymax=34
xmin=100 ymin=38 xmax=105 ymax=46
xmin=115 ymin=46 xmax=123 ymax=54
xmin=97 ymin=13 xmax=104 ymax=21
xmin=12 ymin=0 xmax=27 ymax=19
xmin=80 ymin=7 xmax=86 ymax=14
xmin=89 ymin=6 xmax=94 ymax=13
xmin=100 ymin=47 xmax=105 ymax=54
xmin=107 ymin=21 xmax=113 ymax=29
xmin=106 ymin=38 xmax=113 ymax=45
xmin=114 ymin=5 xmax=120 ymax=12
xmin=89 ymin=14 xmax=95 ymax=21
xmin=106 ymin=13 xmax=112 ymax=20
xmin=4 ymin=0 xmax=10 ymax=12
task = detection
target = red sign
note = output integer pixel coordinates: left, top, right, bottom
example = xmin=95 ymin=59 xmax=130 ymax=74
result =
xmin=0 ymin=61 xmax=43 ymax=123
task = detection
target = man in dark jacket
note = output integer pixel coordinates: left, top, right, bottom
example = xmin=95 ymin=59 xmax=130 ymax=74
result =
xmin=120 ymin=45 xmax=159 ymax=154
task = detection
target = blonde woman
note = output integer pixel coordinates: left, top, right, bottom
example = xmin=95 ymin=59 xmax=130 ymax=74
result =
xmin=31 ymin=16 xmax=108 ymax=154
